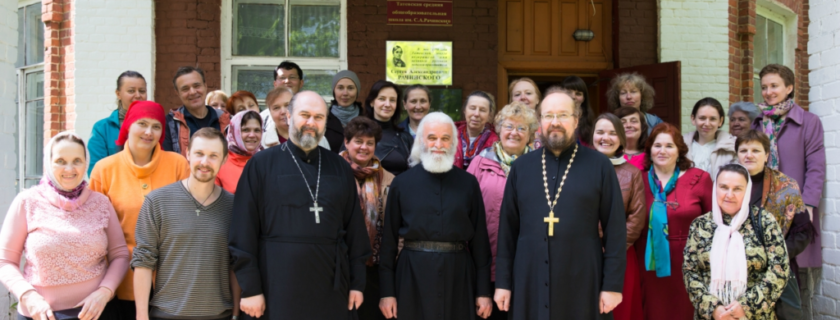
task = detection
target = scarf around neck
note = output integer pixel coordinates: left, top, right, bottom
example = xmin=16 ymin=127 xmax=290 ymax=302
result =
xmin=331 ymin=103 xmax=359 ymax=127
xmin=227 ymin=110 xmax=264 ymax=156
xmin=709 ymin=167 xmax=752 ymax=305
xmin=339 ymin=151 xmax=384 ymax=234
xmin=460 ymin=123 xmax=494 ymax=166
xmin=645 ymin=167 xmax=680 ymax=277
xmin=492 ymin=141 xmax=531 ymax=174
xmin=610 ymin=156 xmax=627 ymax=166
xmin=41 ymin=177 xmax=88 ymax=201
xmin=758 ymin=98 xmax=795 ymax=170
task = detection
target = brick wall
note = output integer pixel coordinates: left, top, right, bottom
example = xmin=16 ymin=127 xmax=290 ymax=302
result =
xmin=43 ymin=0 xmax=73 ymax=139
xmin=808 ymin=0 xmax=839 ymax=317
xmin=0 ymin=0 xmax=16 ymax=317
xmin=73 ymin=0 xmax=155 ymax=143
xmin=616 ymin=0 xmax=657 ymax=68
xmin=154 ymin=0 xmax=221 ymax=111
xmin=347 ymin=0 xmax=498 ymax=109
xmin=660 ymin=0 xmax=731 ymax=131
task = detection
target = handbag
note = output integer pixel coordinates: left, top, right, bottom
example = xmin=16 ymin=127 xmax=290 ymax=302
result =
xmin=749 ymin=207 xmax=803 ymax=320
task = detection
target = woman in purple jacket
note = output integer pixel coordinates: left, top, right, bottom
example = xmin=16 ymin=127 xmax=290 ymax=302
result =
xmin=466 ymin=101 xmax=536 ymax=320
xmin=752 ymin=63 xmax=825 ymax=302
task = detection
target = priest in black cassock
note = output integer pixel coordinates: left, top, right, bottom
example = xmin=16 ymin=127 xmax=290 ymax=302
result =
xmin=228 ymin=91 xmax=371 ymax=320
xmin=494 ymin=91 xmax=626 ymax=320
xmin=379 ymin=112 xmax=494 ymax=320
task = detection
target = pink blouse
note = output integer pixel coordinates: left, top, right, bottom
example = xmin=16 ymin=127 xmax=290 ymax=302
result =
xmin=0 ymin=185 xmax=128 ymax=316
xmin=624 ymin=152 xmax=647 ymax=171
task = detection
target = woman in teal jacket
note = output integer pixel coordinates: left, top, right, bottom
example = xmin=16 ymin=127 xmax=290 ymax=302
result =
xmin=87 ymin=71 xmax=147 ymax=175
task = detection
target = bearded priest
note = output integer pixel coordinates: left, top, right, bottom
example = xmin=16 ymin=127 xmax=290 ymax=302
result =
xmin=378 ymin=112 xmax=494 ymax=320
xmin=494 ymin=90 xmax=626 ymax=320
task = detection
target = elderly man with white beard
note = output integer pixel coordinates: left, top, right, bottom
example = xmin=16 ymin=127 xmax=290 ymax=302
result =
xmin=378 ymin=112 xmax=494 ymax=320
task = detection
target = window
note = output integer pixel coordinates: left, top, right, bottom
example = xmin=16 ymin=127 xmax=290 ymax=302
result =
xmin=16 ymin=1 xmax=45 ymax=190
xmin=222 ymin=0 xmax=347 ymax=103
xmin=753 ymin=8 xmax=787 ymax=102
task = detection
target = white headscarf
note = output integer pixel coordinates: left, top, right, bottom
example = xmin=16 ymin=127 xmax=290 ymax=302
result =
xmin=43 ymin=131 xmax=90 ymax=190
xmin=709 ymin=164 xmax=752 ymax=306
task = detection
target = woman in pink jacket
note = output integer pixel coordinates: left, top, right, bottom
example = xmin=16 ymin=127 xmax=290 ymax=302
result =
xmin=466 ymin=102 xmax=536 ymax=320
xmin=0 ymin=132 xmax=129 ymax=320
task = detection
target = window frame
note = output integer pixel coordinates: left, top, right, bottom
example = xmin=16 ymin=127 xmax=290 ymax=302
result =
xmin=220 ymin=0 xmax=348 ymax=102
xmin=753 ymin=3 xmax=797 ymax=102
xmin=16 ymin=0 xmax=45 ymax=191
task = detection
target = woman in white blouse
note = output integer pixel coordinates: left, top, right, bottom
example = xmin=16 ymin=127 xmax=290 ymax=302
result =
xmin=682 ymin=97 xmax=737 ymax=178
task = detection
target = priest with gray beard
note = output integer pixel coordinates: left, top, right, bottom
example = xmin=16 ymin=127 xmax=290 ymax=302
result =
xmin=378 ymin=112 xmax=493 ymax=320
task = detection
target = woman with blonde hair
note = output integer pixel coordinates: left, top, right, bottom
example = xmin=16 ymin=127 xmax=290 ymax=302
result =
xmin=606 ymin=73 xmax=663 ymax=134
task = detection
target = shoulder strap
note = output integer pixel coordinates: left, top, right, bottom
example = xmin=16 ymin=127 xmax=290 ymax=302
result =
xmin=749 ymin=206 xmax=766 ymax=247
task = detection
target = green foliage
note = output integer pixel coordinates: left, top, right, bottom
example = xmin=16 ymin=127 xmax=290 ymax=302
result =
xmin=289 ymin=6 xmax=339 ymax=57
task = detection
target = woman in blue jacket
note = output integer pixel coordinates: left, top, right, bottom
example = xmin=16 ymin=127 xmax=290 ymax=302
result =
xmin=87 ymin=71 xmax=147 ymax=175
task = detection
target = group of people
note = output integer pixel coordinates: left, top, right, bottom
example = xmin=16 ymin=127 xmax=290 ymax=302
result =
xmin=0 ymin=60 xmax=824 ymax=320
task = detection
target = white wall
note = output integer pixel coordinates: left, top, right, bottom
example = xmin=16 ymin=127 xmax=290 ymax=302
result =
xmin=72 ymin=0 xmax=154 ymax=143
xmin=808 ymin=0 xmax=840 ymax=317
xmin=0 ymin=0 xmax=15 ymax=318
xmin=658 ymin=0 xmax=730 ymax=131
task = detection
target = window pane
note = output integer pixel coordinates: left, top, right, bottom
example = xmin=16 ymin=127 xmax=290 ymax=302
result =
xmin=232 ymin=67 xmax=275 ymax=100
xmin=754 ymin=75 xmax=762 ymax=104
xmin=754 ymin=16 xmax=767 ymax=74
xmin=26 ymin=71 xmax=44 ymax=100
xmin=24 ymin=98 xmax=44 ymax=178
xmin=234 ymin=1 xmax=285 ymax=57
xmin=290 ymin=5 xmax=340 ymax=57
xmin=16 ymin=7 xmax=24 ymax=68
xmin=303 ymin=70 xmax=337 ymax=98
xmin=767 ymin=19 xmax=783 ymax=65
xmin=25 ymin=3 xmax=44 ymax=66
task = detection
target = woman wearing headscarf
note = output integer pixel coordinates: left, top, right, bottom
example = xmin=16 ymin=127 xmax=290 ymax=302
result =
xmin=0 ymin=132 xmax=129 ymax=320
xmin=455 ymin=91 xmax=499 ymax=169
xmin=683 ymin=164 xmax=790 ymax=319
xmin=466 ymin=102 xmax=536 ymax=320
xmin=88 ymin=71 xmax=147 ymax=176
xmin=751 ymin=64 xmax=825 ymax=283
xmin=215 ymin=110 xmax=263 ymax=193
xmin=591 ymin=113 xmax=646 ymax=320
xmin=89 ymin=101 xmax=190 ymax=318
xmin=339 ymin=117 xmax=395 ymax=320
xmin=325 ymin=70 xmax=364 ymax=152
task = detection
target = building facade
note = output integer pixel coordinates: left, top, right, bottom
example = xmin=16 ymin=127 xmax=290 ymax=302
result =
xmin=2 ymin=0 xmax=836 ymax=319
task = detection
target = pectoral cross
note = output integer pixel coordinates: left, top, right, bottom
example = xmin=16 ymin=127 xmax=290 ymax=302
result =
xmin=544 ymin=210 xmax=559 ymax=236
xmin=310 ymin=202 xmax=323 ymax=224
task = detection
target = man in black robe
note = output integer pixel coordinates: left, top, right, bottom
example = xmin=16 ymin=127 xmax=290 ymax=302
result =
xmin=494 ymin=91 xmax=626 ymax=320
xmin=379 ymin=112 xmax=493 ymax=320
xmin=229 ymin=91 xmax=371 ymax=319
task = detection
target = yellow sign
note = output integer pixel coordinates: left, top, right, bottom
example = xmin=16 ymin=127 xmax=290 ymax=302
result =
xmin=386 ymin=41 xmax=452 ymax=85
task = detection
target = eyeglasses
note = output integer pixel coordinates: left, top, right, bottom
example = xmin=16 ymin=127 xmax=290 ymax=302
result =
xmin=501 ymin=124 xmax=529 ymax=133
xmin=542 ymin=113 xmax=575 ymax=122
xmin=277 ymin=76 xmax=300 ymax=82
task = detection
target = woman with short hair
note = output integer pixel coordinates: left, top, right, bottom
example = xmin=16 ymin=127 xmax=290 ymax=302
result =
xmin=683 ymin=164 xmax=790 ymax=319
xmin=508 ymin=78 xmax=541 ymax=148
xmin=206 ymin=90 xmax=229 ymax=111
xmin=215 ymin=110 xmax=264 ymax=193
xmin=614 ymin=106 xmax=650 ymax=171
xmin=683 ymin=97 xmax=737 ymax=178
xmin=606 ymin=73 xmax=663 ymax=134
xmin=455 ymin=91 xmax=499 ymax=169
xmin=0 ymin=132 xmax=129 ymax=320
xmin=398 ymin=85 xmax=432 ymax=138
xmin=88 ymin=71 xmax=148 ymax=175
xmin=364 ymin=80 xmax=414 ymax=175
xmin=340 ymin=117 xmax=395 ymax=320
xmin=225 ymin=90 xmax=260 ymax=115
xmin=728 ymin=101 xmax=760 ymax=137
xmin=636 ymin=123 xmax=713 ymax=320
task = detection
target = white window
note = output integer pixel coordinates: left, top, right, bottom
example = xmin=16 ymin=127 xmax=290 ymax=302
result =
xmin=221 ymin=0 xmax=347 ymax=103
xmin=16 ymin=1 xmax=44 ymax=190
xmin=753 ymin=4 xmax=796 ymax=103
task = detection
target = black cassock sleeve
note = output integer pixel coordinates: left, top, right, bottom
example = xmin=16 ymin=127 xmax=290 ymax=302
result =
xmin=599 ymin=161 xmax=627 ymax=293
xmin=468 ymin=176 xmax=493 ymax=297
xmin=495 ymin=165 xmax=520 ymax=290
xmin=342 ymin=162 xmax=373 ymax=292
xmin=228 ymin=157 xmax=264 ymax=298
xmin=379 ymin=177 xmax=403 ymax=298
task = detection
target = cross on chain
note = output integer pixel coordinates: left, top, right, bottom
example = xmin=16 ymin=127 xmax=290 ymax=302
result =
xmin=310 ymin=202 xmax=323 ymax=224
xmin=544 ymin=210 xmax=560 ymax=236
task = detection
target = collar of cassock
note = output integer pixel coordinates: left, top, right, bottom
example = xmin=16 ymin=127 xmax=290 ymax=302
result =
xmin=284 ymin=141 xmax=321 ymax=164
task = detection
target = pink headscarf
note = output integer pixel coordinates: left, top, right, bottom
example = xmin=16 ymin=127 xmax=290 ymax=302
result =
xmin=709 ymin=165 xmax=752 ymax=305
xmin=227 ymin=110 xmax=264 ymax=156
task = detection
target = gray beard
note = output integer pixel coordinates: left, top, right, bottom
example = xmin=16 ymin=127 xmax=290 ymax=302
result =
xmin=540 ymin=129 xmax=576 ymax=154
xmin=420 ymin=152 xmax=455 ymax=173
xmin=289 ymin=120 xmax=323 ymax=151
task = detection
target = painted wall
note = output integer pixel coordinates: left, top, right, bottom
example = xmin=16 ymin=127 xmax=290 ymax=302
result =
xmin=0 ymin=0 xmax=15 ymax=317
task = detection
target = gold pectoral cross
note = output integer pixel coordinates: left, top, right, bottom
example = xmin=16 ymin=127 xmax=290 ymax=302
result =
xmin=544 ymin=210 xmax=559 ymax=236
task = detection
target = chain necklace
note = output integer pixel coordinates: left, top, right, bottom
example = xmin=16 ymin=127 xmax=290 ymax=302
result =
xmin=286 ymin=143 xmax=323 ymax=223
xmin=541 ymin=144 xmax=578 ymax=236
xmin=186 ymin=178 xmax=217 ymax=216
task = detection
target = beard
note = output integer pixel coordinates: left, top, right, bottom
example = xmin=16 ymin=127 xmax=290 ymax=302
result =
xmin=419 ymin=145 xmax=455 ymax=173
xmin=289 ymin=119 xmax=323 ymax=150
xmin=540 ymin=125 xmax=576 ymax=154
xmin=192 ymin=165 xmax=216 ymax=183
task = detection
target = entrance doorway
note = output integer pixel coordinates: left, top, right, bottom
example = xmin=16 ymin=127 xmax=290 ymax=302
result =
xmin=507 ymin=74 xmax=604 ymax=114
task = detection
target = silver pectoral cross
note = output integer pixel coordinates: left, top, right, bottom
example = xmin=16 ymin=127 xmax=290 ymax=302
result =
xmin=310 ymin=202 xmax=323 ymax=224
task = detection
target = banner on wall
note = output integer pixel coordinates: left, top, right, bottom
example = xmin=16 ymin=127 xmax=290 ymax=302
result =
xmin=386 ymin=0 xmax=453 ymax=26
xmin=386 ymin=41 xmax=453 ymax=86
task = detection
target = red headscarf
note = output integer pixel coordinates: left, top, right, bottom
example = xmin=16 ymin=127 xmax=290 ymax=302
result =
xmin=116 ymin=101 xmax=167 ymax=147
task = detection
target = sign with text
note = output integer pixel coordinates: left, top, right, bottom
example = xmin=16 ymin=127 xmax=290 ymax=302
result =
xmin=386 ymin=41 xmax=453 ymax=86
xmin=387 ymin=0 xmax=453 ymax=27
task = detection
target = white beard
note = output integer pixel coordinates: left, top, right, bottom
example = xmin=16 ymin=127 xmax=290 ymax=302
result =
xmin=420 ymin=151 xmax=455 ymax=173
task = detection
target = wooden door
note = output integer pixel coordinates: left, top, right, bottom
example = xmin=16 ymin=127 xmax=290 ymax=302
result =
xmin=597 ymin=61 xmax=681 ymax=126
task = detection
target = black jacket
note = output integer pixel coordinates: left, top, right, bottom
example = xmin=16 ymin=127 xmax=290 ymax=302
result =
xmin=324 ymin=101 xmax=364 ymax=153
xmin=374 ymin=120 xmax=414 ymax=176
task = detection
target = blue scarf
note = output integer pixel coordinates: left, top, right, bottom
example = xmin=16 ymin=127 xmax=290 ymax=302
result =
xmin=645 ymin=167 xmax=679 ymax=277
